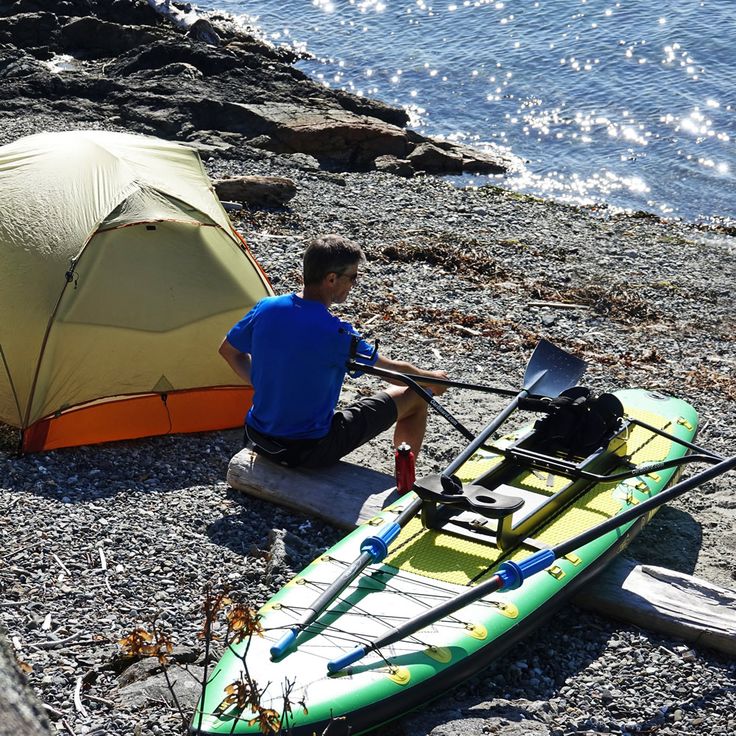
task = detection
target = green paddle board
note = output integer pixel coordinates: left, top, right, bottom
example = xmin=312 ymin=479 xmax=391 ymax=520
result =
xmin=192 ymin=388 xmax=698 ymax=735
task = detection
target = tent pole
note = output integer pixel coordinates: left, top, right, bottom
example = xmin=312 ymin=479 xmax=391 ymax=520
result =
xmin=0 ymin=343 xmax=23 ymax=427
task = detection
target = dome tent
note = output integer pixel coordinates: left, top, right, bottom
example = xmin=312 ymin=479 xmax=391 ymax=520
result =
xmin=0 ymin=130 xmax=272 ymax=452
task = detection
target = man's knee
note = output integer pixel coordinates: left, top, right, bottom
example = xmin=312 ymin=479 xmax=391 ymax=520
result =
xmin=386 ymin=385 xmax=428 ymax=420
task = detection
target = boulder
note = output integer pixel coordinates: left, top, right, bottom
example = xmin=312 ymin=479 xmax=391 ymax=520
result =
xmin=146 ymin=0 xmax=220 ymax=46
xmin=114 ymin=664 xmax=205 ymax=711
xmin=333 ymin=87 xmax=410 ymax=128
xmin=0 ymin=627 xmax=52 ymax=736
xmin=59 ymin=16 xmax=158 ymax=57
xmin=443 ymin=141 xmax=508 ymax=174
xmin=0 ymin=12 xmax=59 ymax=48
xmin=10 ymin=0 xmax=91 ymax=16
xmin=107 ymin=39 xmax=241 ymax=77
xmin=373 ymin=154 xmax=414 ymax=178
xmin=407 ymin=141 xmax=464 ymax=174
xmin=207 ymin=101 xmax=411 ymax=166
xmin=0 ymin=47 xmax=49 ymax=78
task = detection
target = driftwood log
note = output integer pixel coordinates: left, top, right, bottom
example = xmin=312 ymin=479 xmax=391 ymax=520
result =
xmin=228 ymin=448 xmax=736 ymax=656
xmin=572 ymin=558 xmax=736 ymax=655
xmin=213 ymin=176 xmax=298 ymax=208
xmin=227 ymin=449 xmax=396 ymax=527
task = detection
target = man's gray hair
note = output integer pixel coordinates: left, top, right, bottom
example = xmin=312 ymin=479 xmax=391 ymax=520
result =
xmin=302 ymin=235 xmax=365 ymax=285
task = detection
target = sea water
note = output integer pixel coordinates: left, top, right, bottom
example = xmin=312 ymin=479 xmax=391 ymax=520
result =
xmin=195 ymin=0 xmax=734 ymax=225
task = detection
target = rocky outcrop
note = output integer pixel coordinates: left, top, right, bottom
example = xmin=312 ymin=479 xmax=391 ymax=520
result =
xmin=0 ymin=627 xmax=52 ymax=736
xmin=0 ymin=0 xmax=510 ymax=177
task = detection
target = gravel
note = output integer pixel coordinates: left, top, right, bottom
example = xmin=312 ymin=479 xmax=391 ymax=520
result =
xmin=2 ymin=40 xmax=736 ymax=736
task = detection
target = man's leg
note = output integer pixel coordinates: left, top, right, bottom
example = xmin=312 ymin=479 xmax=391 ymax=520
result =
xmin=385 ymin=385 xmax=431 ymax=456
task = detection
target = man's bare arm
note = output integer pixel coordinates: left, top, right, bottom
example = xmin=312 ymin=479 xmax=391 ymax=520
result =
xmin=218 ymin=338 xmax=253 ymax=385
xmin=373 ymin=355 xmax=449 ymax=396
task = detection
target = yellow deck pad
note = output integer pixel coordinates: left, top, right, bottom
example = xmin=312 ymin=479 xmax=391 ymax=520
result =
xmin=384 ymin=517 xmax=505 ymax=586
xmin=386 ymin=405 xmax=677 ymax=587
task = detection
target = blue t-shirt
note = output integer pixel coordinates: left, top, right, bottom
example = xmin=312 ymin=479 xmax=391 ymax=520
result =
xmin=226 ymin=294 xmax=378 ymax=439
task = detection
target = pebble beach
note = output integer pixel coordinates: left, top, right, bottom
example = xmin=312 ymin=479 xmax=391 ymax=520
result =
xmin=1 ymin=2 xmax=735 ymax=735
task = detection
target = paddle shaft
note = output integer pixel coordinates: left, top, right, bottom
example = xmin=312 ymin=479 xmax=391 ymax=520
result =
xmin=445 ymin=394 xmax=521 ymax=476
xmin=270 ymin=494 xmax=424 ymax=658
xmin=553 ymin=453 xmax=736 ymax=557
xmin=348 ymin=362 xmax=518 ymax=397
xmin=305 ymin=496 xmax=423 ymax=618
xmin=328 ymin=454 xmax=736 ymax=671
xmin=348 ymin=361 xmax=476 ymax=441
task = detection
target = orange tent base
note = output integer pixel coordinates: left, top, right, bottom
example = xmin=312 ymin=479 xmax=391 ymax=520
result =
xmin=22 ymin=387 xmax=253 ymax=452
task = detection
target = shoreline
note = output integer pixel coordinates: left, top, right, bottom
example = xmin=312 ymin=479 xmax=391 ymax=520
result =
xmin=1 ymin=2 xmax=735 ymax=735
xmin=196 ymin=2 xmax=736 ymax=231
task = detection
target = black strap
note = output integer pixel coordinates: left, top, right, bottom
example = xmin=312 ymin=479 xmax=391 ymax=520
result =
xmin=245 ymin=425 xmax=320 ymax=468
xmin=245 ymin=424 xmax=288 ymax=457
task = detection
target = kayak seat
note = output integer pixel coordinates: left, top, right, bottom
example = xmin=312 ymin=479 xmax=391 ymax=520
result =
xmin=413 ymin=473 xmax=525 ymax=519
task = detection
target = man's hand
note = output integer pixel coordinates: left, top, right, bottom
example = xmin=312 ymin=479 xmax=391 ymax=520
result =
xmin=419 ymin=369 xmax=450 ymax=396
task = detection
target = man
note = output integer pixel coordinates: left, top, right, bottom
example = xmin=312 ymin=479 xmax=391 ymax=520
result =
xmin=219 ymin=234 xmax=449 ymax=468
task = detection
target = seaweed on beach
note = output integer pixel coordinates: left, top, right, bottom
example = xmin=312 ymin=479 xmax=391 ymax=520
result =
xmin=380 ymin=233 xmax=507 ymax=281
xmin=361 ymin=302 xmax=535 ymax=347
xmin=530 ymin=281 xmax=661 ymax=323
xmin=684 ymin=367 xmax=736 ymax=402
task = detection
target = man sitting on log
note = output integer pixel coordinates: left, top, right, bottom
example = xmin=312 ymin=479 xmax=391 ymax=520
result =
xmin=219 ymin=234 xmax=448 ymax=468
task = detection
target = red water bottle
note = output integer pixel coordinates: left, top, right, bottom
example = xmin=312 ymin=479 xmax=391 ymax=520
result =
xmin=394 ymin=442 xmax=415 ymax=494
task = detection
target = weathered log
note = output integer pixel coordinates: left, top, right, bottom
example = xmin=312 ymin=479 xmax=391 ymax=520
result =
xmin=227 ymin=449 xmax=736 ymax=656
xmin=573 ymin=558 xmax=736 ymax=655
xmin=227 ymin=448 xmax=396 ymax=527
xmin=213 ymin=175 xmax=297 ymax=208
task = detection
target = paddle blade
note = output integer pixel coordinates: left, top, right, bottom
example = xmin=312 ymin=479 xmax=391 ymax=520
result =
xmin=523 ymin=339 xmax=586 ymax=398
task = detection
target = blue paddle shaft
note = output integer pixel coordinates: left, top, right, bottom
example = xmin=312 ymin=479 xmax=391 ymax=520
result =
xmin=327 ymin=646 xmax=367 ymax=674
xmin=270 ymin=627 xmax=299 ymax=659
xmin=269 ymin=521 xmax=405 ymax=659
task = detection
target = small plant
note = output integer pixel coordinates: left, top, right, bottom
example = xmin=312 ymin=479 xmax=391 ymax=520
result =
xmin=119 ymin=585 xmax=322 ymax=735
xmin=119 ymin=617 xmax=186 ymax=729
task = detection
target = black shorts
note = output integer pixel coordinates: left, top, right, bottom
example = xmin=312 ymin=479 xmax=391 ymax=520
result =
xmin=245 ymin=391 xmax=398 ymax=469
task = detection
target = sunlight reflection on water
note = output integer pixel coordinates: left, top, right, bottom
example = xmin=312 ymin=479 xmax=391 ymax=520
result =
xmin=197 ymin=0 xmax=735 ymax=225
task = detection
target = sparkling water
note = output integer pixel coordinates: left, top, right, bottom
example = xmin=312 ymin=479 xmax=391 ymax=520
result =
xmin=196 ymin=0 xmax=735 ymax=225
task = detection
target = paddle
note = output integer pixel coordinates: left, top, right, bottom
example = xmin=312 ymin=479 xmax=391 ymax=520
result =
xmin=327 ymin=453 xmax=736 ymax=673
xmin=351 ymin=365 xmax=520 ymax=397
xmin=349 ymin=339 xmax=587 ymax=457
xmin=269 ymin=340 xmax=585 ymax=659
xmin=442 ymin=339 xmax=586 ymax=477
xmin=269 ymin=494 xmax=423 ymax=659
